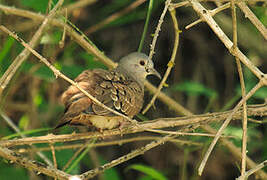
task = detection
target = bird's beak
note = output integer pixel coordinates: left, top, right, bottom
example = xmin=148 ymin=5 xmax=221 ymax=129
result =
xmin=148 ymin=68 xmax=161 ymax=79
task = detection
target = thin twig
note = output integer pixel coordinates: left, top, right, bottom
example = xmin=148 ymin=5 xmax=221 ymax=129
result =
xmin=198 ymin=81 xmax=263 ymax=176
xmin=0 ymin=111 xmax=53 ymax=166
xmin=147 ymin=129 xmax=237 ymax=138
xmin=143 ymin=6 xmax=180 ymax=114
xmin=62 ymin=0 xmax=97 ymax=13
xmin=17 ymin=136 xmax=202 ymax=154
xmin=62 ymin=142 xmax=88 ymax=171
xmin=49 ymin=143 xmax=58 ymax=180
xmin=237 ymin=2 xmax=267 ymax=40
xmin=79 ymin=135 xmax=176 ymax=179
xmin=138 ymin=0 xmax=154 ymax=52
xmin=185 ymin=3 xmax=230 ymax=29
xmin=202 ymin=125 xmax=267 ymax=179
xmin=172 ymin=0 xmax=265 ymax=9
xmin=0 ymin=0 xmax=64 ymax=96
xmin=230 ymin=0 xmax=248 ymax=177
xmin=0 ymin=147 xmax=71 ymax=179
xmin=85 ymin=0 xmax=146 ymax=35
xmin=236 ymin=160 xmax=267 ymax=180
xmin=188 ymin=0 xmax=265 ymax=80
xmin=148 ymin=0 xmax=172 ymax=59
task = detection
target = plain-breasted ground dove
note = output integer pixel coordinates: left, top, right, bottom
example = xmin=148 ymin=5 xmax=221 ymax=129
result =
xmin=56 ymin=52 xmax=161 ymax=130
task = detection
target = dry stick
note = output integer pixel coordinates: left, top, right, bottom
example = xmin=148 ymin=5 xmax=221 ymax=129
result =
xmin=62 ymin=142 xmax=89 ymax=171
xmin=49 ymin=143 xmax=58 ymax=180
xmin=1 ymin=103 xmax=266 ymax=147
xmin=79 ymin=134 xmax=175 ymax=179
xmin=143 ymin=6 xmax=180 ymax=114
xmin=198 ymin=81 xmax=263 ymax=176
xmin=0 ymin=112 xmax=53 ymax=166
xmin=237 ymin=2 xmax=267 ymax=40
xmin=201 ymin=125 xmax=267 ymax=179
xmin=0 ymin=147 xmax=71 ymax=180
xmin=188 ymin=0 xmax=265 ymax=80
xmin=59 ymin=8 xmax=67 ymax=48
xmin=2 ymin=0 xmax=97 ymax=34
xmin=145 ymin=81 xmax=193 ymax=115
xmin=0 ymin=26 xmax=137 ymax=126
xmin=236 ymin=160 xmax=267 ymax=180
xmin=85 ymin=0 xmax=146 ymax=35
xmin=18 ymin=136 xmax=203 ymax=154
xmin=172 ymin=0 xmax=265 ymax=8
xmin=147 ymin=129 xmax=237 ymax=138
xmin=230 ymin=0 xmax=248 ymax=177
xmin=148 ymin=0 xmax=172 ymax=59
xmin=185 ymin=3 xmax=230 ymax=29
xmin=0 ymin=0 xmax=64 ymax=95
xmin=62 ymin=0 xmax=97 ymax=13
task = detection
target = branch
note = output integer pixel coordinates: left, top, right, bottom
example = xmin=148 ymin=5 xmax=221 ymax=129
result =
xmin=0 ymin=147 xmax=71 ymax=180
xmin=0 ymin=0 xmax=64 ymax=95
xmin=0 ymin=103 xmax=266 ymax=147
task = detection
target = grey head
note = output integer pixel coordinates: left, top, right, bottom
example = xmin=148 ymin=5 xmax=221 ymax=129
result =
xmin=116 ymin=52 xmax=161 ymax=86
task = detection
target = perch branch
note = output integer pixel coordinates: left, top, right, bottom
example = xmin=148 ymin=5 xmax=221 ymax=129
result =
xmin=0 ymin=103 xmax=266 ymax=147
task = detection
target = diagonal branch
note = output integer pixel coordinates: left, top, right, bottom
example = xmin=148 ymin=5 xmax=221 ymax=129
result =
xmin=0 ymin=0 xmax=64 ymax=95
xmin=0 ymin=147 xmax=71 ymax=180
xmin=237 ymin=2 xmax=267 ymax=40
xmin=198 ymin=81 xmax=264 ymax=175
xmin=188 ymin=0 xmax=265 ymax=80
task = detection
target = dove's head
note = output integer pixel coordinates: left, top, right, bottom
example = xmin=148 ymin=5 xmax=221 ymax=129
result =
xmin=117 ymin=52 xmax=161 ymax=85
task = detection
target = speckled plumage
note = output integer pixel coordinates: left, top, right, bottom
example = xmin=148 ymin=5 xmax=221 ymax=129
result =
xmin=56 ymin=52 xmax=160 ymax=130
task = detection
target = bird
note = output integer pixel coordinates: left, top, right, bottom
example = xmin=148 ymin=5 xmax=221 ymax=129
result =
xmin=55 ymin=52 xmax=161 ymax=130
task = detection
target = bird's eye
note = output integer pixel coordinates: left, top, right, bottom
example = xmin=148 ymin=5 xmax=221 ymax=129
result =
xmin=139 ymin=60 xmax=145 ymax=66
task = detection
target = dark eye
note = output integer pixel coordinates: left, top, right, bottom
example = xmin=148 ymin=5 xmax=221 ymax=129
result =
xmin=139 ymin=60 xmax=145 ymax=66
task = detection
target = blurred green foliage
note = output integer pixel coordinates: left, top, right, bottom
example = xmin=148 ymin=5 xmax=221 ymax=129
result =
xmin=126 ymin=164 xmax=167 ymax=180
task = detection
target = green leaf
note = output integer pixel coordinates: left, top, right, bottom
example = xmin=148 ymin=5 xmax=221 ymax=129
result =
xmin=99 ymin=0 xmax=132 ymax=16
xmin=61 ymin=65 xmax=85 ymax=79
xmin=79 ymin=53 xmax=107 ymax=70
xmin=0 ymin=37 xmax=15 ymax=74
xmin=235 ymin=68 xmax=267 ymax=100
xmin=252 ymin=6 xmax=267 ymax=26
xmin=171 ymin=81 xmax=218 ymax=99
xmin=82 ymin=153 xmax=121 ymax=180
xmin=66 ymin=139 xmax=96 ymax=174
xmin=0 ymin=161 xmax=28 ymax=180
xmin=21 ymin=62 xmax=55 ymax=81
xmin=2 ymin=128 xmax=52 ymax=140
xmin=21 ymin=0 xmax=49 ymax=13
xmin=18 ymin=114 xmax=29 ymax=130
xmin=40 ymin=31 xmax=63 ymax=44
xmin=126 ymin=164 xmax=167 ymax=180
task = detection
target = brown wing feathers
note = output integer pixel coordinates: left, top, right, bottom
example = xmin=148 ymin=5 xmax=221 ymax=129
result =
xmin=56 ymin=69 xmax=144 ymax=129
